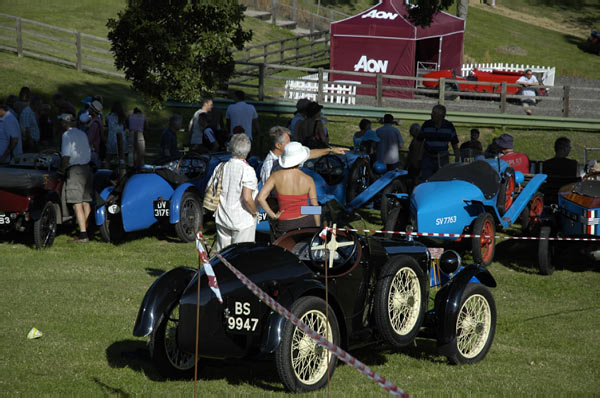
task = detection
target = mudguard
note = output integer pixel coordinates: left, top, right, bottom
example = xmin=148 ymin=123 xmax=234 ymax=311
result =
xmin=499 ymin=173 xmax=547 ymax=227
xmin=133 ymin=267 xmax=197 ymax=337
xmin=95 ymin=186 xmax=114 ymax=226
xmin=347 ymin=169 xmax=407 ymax=210
xmin=168 ymin=183 xmax=197 ymax=224
xmin=433 ymin=264 xmax=496 ymax=352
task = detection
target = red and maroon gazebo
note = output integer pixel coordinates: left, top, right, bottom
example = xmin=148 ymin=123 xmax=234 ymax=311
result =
xmin=330 ymin=0 xmax=465 ymax=98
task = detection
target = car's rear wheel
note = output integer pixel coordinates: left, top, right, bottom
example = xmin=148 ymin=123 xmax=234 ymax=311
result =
xmin=374 ymin=256 xmax=427 ymax=347
xmin=520 ymin=192 xmax=544 ymax=234
xmin=151 ymin=301 xmax=197 ymax=379
xmin=174 ymin=192 xmax=202 ymax=242
xmin=275 ymin=296 xmax=339 ymax=393
xmin=445 ymin=283 xmax=496 ymax=365
xmin=380 ymin=178 xmax=407 ymax=226
xmin=538 ymin=225 xmax=554 ymax=275
xmin=346 ymin=158 xmax=370 ymax=204
xmin=33 ymin=201 xmax=57 ymax=249
xmin=471 ymin=213 xmax=496 ymax=266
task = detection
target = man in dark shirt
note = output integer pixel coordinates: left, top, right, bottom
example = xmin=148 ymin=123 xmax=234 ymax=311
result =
xmin=543 ymin=137 xmax=578 ymax=177
xmin=460 ymin=128 xmax=483 ymax=161
xmin=417 ymin=104 xmax=459 ymax=180
xmin=160 ymin=114 xmax=182 ymax=158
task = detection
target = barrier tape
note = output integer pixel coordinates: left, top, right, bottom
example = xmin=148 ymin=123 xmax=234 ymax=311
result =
xmin=328 ymin=227 xmax=600 ymax=242
xmin=196 ymin=234 xmax=408 ymax=397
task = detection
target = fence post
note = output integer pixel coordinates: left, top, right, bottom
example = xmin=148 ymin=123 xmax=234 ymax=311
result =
xmin=75 ymin=32 xmax=82 ymax=71
xmin=292 ymin=0 xmax=297 ymax=21
xmin=376 ymin=74 xmax=383 ymax=107
xmin=253 ymin=0 xmax=258 ymax=8
xmin=263 ymin=44 xmax=268 ymax=64
xmin=330 ymin=10 xmax=334 ymax=22
xmin=310 ymin=14 xmax=315 ymax=34
xmin=296 ymin=37 xmax=299 ymax=60
xmin=16 ymin=17 xmax=23 ymax=57
xmin=258 ymin=63 xmax=265 ymax=102
xmin=439 ymin=77 xmax=446 ymax=106
xmin=499 ymin=81 xmax=507 ymax=113
xmin=317 ymin=67 xmax=324 ymax=104
xmin=563 ymin=85 xmax=570 ymax=117
xmin=272 ymin=0 xmax=277 ymax=26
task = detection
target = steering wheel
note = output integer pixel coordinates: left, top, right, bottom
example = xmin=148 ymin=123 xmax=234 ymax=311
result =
xmin=313 ymin=155 xmax=345 ymax=186
xmin=308 ymin=228 xmax=358 ymax=273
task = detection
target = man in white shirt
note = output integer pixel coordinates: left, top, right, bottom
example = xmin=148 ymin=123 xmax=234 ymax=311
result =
xmin=516 ymin=69 xmax=539 ymax=115
xmin=376 ymin=113 xmax=404 ymax=170
xmin=225 ymin=90 xmax=259 ymax=141
xmin=0 ymin=104 xmax=23 ymax=164
xmin=58 ymin=113 xmax=93 ymax=243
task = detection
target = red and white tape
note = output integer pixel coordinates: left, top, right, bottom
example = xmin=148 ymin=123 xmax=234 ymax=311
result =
xmin=196 ymin=235 xmax=408 ymax=397
xmin=329 ymin=227 xmax=600 ymax=242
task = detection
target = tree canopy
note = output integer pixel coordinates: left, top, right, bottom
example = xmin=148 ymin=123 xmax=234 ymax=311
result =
xmin=107 ymin=0 xmax=252 ymax=107
xmin=407 ymin=0 xmax=459 ymax=27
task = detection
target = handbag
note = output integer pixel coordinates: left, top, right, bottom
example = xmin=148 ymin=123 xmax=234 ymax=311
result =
xmin=203 ymin=162 xmax=225 ymax=212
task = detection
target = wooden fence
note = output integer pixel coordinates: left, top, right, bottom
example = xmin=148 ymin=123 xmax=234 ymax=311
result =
xmin=223 ymin=63 xmax=600 ymax=120
xmin=0 ymin=13 xmax=123 ymax=78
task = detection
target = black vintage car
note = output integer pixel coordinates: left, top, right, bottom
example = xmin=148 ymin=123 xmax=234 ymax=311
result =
xmin=133 ymin=227 xmax=497 ymax=393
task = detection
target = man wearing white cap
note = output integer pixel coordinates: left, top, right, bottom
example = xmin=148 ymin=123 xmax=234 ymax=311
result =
xmin=58 ymin=113 xmax=93 ymax=243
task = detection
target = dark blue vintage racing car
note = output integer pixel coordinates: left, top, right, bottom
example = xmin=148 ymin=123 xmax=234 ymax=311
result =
xmin=384 ymin=158 xmax=547 ymax=266
xmin=133 ymin=227 xmax=497 ymax=392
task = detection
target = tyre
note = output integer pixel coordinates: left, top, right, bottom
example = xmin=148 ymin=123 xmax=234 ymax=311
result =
xmin=275 ymin=296 xmax=340 ymax=393
xmin=99 ymin=213 xmax=124 ymax=243
xmin=374 ymin=256 xmax=427 ymax=347
xmin=519 ymin=192 xmax=544 ymax=234
xmin=538 ymin=225 xmax=554 ymax=275
xmin=497 ymin=168 xmax=515 ymax=215
xmin=380 ymin=178 xmax=407 ymax=226
xmin=346 ymin=159 xmax=370 ymax=203
xmin=33 ymin=201 xmax=57 ymax=249
xmin=471 ymin=213 xmax=496 ymax=266
xmin=174 ymin=191 xmax=203 ymax=243
xmin=445 ymin=283 xmax=496 ymax=365
xmin=151 ymin=301 xmax=197 ymax=379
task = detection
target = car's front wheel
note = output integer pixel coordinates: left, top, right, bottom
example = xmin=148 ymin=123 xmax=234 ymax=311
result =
xmin=174 ymin=192 xmax=202 ymax=243
xmin=374 ymin=256 xmax=427 ymax=347
xmin=275 ymin=296 xmax=339 ymax=393
xmin=33 ymin=201 xmax=57 ymax=249
xmin=445 ymin=283 xmax=496 ymax=365
xmin=151 ymin=301 xmax=197 ymax=379
xmin=471 ymin=212 xmax=496 ymax=266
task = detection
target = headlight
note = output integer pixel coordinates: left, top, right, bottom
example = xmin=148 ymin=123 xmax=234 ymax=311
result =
xmin=108 ymin=204 xmax=120 ymax=214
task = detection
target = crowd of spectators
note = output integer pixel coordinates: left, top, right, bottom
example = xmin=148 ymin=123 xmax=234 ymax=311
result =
xmin=0 ymin=87 xmax=582 ymax=247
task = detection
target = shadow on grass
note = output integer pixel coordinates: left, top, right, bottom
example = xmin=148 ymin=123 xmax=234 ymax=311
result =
xmin=145 ymin=268 xmax=166 ymax=277
xmin=494 ymin=238 xmax=599 ymax=275
xmin=92 ymin=377 xmax=130 ymax=398
xmin=351 ymin=339 xmax=445 ymax=365
xmin=522 ymin=305 xmax=600 ymax=322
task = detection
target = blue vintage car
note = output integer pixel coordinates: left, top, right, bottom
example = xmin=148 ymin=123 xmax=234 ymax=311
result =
xmin=385 ymin=158 xmax=547 ymax=266
xmin=95 ymin=152 xmax=232 ymax=243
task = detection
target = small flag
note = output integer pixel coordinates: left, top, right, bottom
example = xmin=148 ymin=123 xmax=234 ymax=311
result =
xmin=27 ymin=327 xmax=43 ymax=339
xmin=196 ymin=232 xmax=223 ymax=304
xmin=319 ymin=227 xmax=328 ymax=240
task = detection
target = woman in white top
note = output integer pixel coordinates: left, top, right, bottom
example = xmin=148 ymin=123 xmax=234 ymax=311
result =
xmin=209 ymin=134 xmax=259 ymax=251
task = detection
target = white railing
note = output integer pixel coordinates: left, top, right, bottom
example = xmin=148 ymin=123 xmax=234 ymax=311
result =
xmin=461 ymin=63 xmax=556 ymax=86
xmin=284 ymin=72 xmax=358 ymax=105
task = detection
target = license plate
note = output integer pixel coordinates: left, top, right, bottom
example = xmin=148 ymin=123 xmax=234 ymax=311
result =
xmin=0 ymin=213 xmax=9 ymax=225
xmin=153 ymin=200 xmax=170 ymax=218
xmin=225 ymin=298 xmax=261 ymax=334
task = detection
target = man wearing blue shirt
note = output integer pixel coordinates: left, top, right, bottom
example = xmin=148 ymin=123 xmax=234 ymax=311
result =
xmin=417 ymin=105 xmax=459 ymax=180
xmin=0 ymin=103 xmax=23 ymax=164
xmin=376 ymin=113 xmax=404 ymax=170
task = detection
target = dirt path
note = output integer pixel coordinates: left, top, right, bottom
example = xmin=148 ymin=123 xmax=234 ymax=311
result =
xmin=469 ymin=1 xmax=588 ymax=39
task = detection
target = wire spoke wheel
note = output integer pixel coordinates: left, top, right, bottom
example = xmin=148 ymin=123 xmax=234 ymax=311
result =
xmin=291 ymin=309 xmax=332 ymax=385
xmin=388 ymin=267 xmax=421 ymax=335
xmin=163 ymin=305 xmax=195 ymax=370
xmin=33 ymin=201 xmax=57 ymax=249
xmin=456 ymin=293 xmax=492 ymax=359
xmin=174 ymin=192 xmax=202 ymax=242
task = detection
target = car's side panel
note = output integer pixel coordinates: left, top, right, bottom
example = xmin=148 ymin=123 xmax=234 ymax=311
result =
xmin=121 ymin=174 xmax=174 ymax=232
xmin=133 ymin=266 xmax=197 ymax=337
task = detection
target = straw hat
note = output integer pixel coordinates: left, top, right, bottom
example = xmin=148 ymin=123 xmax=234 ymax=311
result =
xmin=279 ymin=142 xmax=310 ymax=168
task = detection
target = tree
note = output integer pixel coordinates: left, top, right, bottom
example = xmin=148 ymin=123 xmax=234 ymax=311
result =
xmin=107 ymin=0 xmax=252 ymax=107
xmin=407 ymin=0 xmax=463 ymax=27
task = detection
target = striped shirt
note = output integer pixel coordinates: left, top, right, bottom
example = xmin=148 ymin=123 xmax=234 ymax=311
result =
xmin=417 ymin=119 xmax=458 ymax=156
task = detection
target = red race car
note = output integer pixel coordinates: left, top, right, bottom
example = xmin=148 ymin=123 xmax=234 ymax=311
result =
xmin=423 ymin=68 xmax=547 ymax=97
